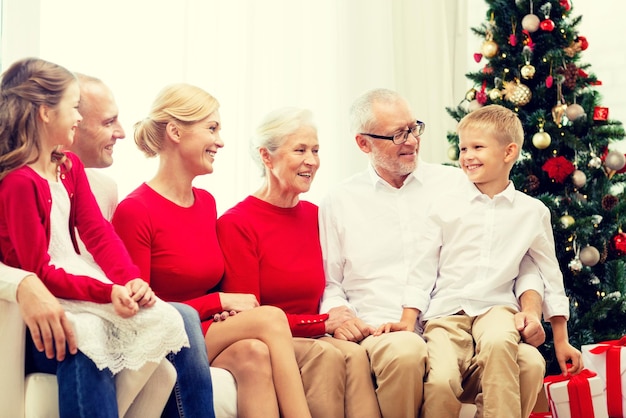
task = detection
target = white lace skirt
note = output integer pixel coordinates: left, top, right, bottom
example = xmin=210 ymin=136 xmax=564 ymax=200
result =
xmin=62 ymin=298 xmax=189 ymax=375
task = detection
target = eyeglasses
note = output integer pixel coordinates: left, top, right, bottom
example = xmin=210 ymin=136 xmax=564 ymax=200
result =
xmin=360 ymin=120 xmax=425 ymax=145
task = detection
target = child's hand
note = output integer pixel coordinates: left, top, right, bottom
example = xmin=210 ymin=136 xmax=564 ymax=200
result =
xmin=555 ymin=342 xmax=583 ymax=376
xmin=374 ymin=321 xmax=413 ymax=336
xmin=125 ymin=278 xmax=156 ymax=308
xmin=111 ymin=284 xmax=139 ymax=318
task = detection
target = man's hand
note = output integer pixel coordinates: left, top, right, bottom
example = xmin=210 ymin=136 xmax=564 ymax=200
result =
xmin=324 ymin=306 xmax=356 ymax=335
xmin=515 ymin=311 xmax=546 ymax=347
xmin=332 ymin=317 xmax=375 ymax=342
xmin=16 ymin=274 xmax=77 ymax=361
xmin=517 ymin=289 xmax=546 ymax=347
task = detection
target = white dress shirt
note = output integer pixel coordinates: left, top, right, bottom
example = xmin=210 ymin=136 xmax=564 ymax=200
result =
xmin=407 ymin=179 xmax=569 ymax=324
xmin=319 ymin=161 xmax=468 ymax=328
xmin=0 ymin=263 xmax=32 ymax=303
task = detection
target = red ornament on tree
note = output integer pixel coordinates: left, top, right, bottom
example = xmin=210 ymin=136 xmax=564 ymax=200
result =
xmin=542 ymin=156 xmax=576 ymax=183
xmin=594 ymin=107 xmax=609 ymax=121
xmin=559 ymin=0 xmax=571 ymax=11
xmin=577 ymin=35 xmax=589 ymax=50
xmin=613 ymin=232 xmax=626 ymax=255
xmin=540 ymin=19 xmax=555 ymax=31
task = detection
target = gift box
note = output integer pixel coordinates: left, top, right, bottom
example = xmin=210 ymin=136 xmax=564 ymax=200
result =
xmin=544 ymin=369 xmax=608 ymax=418
xmin=582 ymin=337 xmax=626 ymax=418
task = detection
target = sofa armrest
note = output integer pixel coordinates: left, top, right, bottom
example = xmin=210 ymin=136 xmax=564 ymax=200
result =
xmin=0 ymin=300 xmax=26 ymax=418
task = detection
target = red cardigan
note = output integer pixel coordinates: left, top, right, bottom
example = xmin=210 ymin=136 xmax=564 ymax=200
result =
xmin=0 ymin=152 xmax=140 ymax=303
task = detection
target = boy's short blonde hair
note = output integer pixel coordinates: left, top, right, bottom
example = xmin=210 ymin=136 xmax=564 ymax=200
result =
xmin=457 ymin=104 xmax=524 ymax=149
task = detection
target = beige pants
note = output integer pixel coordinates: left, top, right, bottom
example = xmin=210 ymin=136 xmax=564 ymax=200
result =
xmin=326 ymin=331 xmax=428 ymax=418
xmin=422 ymin=306 xmax=545 ymax=418
xmin=294 ymin=337 xmax=381 ymax=418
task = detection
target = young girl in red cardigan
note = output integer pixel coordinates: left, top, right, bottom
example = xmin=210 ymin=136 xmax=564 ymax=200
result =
xmin=0 ymin=57 xmax=188 ymax=418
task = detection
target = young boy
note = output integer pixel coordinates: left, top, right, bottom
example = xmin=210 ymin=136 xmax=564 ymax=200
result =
xmin=378 ymin=105 xmax=582 ymax=418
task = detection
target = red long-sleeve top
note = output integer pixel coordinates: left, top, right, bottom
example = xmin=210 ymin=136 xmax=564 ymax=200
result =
xmin=0 ymin=152 xmax=139 ymax=302
xmin=217 ymin=196 xmax=328 ymax=338
xmin=112 ymin=183 xmax=225 ymax=333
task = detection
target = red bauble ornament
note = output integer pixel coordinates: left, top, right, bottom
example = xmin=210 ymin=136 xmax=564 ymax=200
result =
xmin=559 ymin=0 xmax=571 ymax=11
xmin=545 ymin=75 xmax=554 ymax=88
xmin=473 ymin=53 xmax=482 ymax=63
xmin=540 ymin=19 xmax=555 ymax=31
xmin=577 ymin=35 xmax=589 ymax=50
xmin=613 ymin=232 xmax=626 ymax=255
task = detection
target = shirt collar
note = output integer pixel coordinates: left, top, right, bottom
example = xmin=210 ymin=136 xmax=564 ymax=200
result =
xmin=465 ymin=178 xmax=516 ymax=203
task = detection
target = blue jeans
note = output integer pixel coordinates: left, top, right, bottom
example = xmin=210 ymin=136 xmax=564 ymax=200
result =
xmin=163 ymin=303 xmax=216 ymax=418
xmin=26 ymin=303 xmax=215 ymax=418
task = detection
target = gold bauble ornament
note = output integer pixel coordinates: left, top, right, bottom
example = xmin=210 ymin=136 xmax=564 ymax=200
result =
xmin=488 ymin=89 xmax=502 ymax=101
xmin=503 ymin=81 xmax=532 ymax=106
xmin=447 ymin=145 xmax=459 ymax=161
xmin=532 ymin=130 xmax=551 ymax=149
xmin=571 ymin=169 xmax=587 ymax=188
xmin=521 ymin=64 xmax=536 ymax=79
xmin=481 ymin=40 xmax=499 ymax=58
xmin=560 ymin=215 xmax=576 ymax=229
xmin=465 ymin=89 xmax=476 ymax=101
xmin=580 ymin=246 xmax=600 ymax=267
xmin=552 ymin=103 xmax=568 ymax=127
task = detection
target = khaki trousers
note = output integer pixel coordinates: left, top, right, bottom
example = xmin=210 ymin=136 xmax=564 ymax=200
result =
xmin=294 ymin=337 xmax=381 ymax=418
xmin=327 ymin=331 xmax=428 ymax=418
xmin=422 ymin=306 xmax=545 ymax=418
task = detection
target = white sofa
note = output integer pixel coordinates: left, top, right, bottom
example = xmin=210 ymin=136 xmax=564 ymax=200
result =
xmin=0 ymin=300 xmax=238 ymax=418
xmin=1 ymin=299 xmax=479 ymax=418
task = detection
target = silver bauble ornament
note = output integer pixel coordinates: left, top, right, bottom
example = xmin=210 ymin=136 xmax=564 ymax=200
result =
xmin=532 ymin=130 xmax=551 ymax=149
xmin=565 ymin=104 xmax=585 ymax=121
xmin=521 ymin=14 xmax=541 ymax=32
xmin=605 ymin=150 xmax=626 ymax=171
xmin=580 ymin=246 xmax=600 ymax=267
xmin=571 ymin=169 xmax=587 ymax=188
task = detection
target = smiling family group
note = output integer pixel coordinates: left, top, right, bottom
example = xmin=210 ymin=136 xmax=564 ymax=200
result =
xmin=0 ymin=56 xmax=581 ymax=418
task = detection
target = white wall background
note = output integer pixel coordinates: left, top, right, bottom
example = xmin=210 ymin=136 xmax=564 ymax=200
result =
xmin=2 ymin=0 xmax=625 ymax=214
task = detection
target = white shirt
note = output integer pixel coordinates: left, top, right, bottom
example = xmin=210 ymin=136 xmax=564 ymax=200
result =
xmin=319 ymin=161 xmax=469 ymax=328
xmin=408 ymin=179 xmax=569 ymax=323
xmin=0 ymin=264 xmax=32 ymax=303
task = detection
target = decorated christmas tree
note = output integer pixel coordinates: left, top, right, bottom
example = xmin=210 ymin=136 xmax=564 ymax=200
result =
xmin=446 ymin=0 xmax=626 ymax=373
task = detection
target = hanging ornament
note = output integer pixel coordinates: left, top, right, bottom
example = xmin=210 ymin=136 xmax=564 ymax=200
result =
xmin=591 ymin=214 xmax=603 ymax=227
xmin=489 ymin=89 xmax=502 ymax=101
xmin=560 ymin=62 xmax=578 ymax=90
xmin=473 ymin=53 xmax=483 ymax=63
xmin=602 ymin=194 xmax=619 ymax=211
xmin=481 ymin=35 xmax=499 ymax=59
xmin=604 ymin=150 xmax=626 ymax=171
xmin=551 ymin=77 xmax=567 ymax=127
xmin=577 ymin=35 xmax=589 ymax=50
xmin=568 ymin=239 xmax=583 ymax=272
xmin=612 ymin=230 xmax=626 ymax=255
xmin=503 ymin=79 xmax=532 ymax=106
xmin=465 ymin=88 xmax=476 ymax=101
xmin=539 ymin=3 xmax=554 ymax=31
xmin=565 ymin=103 xmax=586 ymax=121
xmin=560 ymin=214 xmax=576 ymax=229
xmin=588 ymin=145 xmax=602 ymax=169
xmin=532 ymin=120 xmax=551 ymax=149
xmin=447 ymin=145 xmax=459 ymax=161
xmin=509 ymin=18 xmax=518 ymax=46
xmin=559 ymin=0 xmax=572 ymax=11
xmin=563 ymin=40 xmax=582 ymax=57
xmin=580 ymin=246 xmax=600 ymax=267
xmin=475 ymin=81 xmax=488 ymax=105
xmin=521 ymin=14 xmax=540 ymax=32
xmin=571 ymin=169 xmax=587 ymax=188
xmin=525 ymin=174 xmax=540 ymax=192
xmin=520 ymin=46 xmax=535 ymax=79
xmin=593 ymin=106 xmax=609 ymax=121
xmin=542 ymin=156 xmax=575 ymax=183
xmin=521 ymin=29 xmax=535 ymax=51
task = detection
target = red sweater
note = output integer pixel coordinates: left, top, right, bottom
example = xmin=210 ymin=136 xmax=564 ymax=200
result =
xmin=217 ymin=196 xmax=328 ymax=338
xmin=112 ymin=183 xmax=225 ymax=333
xmin=0 ymin=152 xmax=139 ymax=302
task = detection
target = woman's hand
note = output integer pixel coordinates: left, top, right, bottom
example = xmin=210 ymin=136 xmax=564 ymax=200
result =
xmin=111 ymin=284 xmax=139 ymax=318
xmin=125 ymin=278 xmax=156 ymax=307
xmin=219 ymin=292 xmax=259 ymax=313
xmin=213 ymin=310 xmax=237 ymax=322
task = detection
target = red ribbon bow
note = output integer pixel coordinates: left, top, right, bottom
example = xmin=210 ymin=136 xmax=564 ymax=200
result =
xmin=544 ymin=369 xmax=598 ymax=418
xmin=589 ymin=336 xmax=626 ymax=417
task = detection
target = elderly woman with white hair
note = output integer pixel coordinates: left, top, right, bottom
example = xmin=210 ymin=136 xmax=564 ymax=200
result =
xmin=217 ymin=107 xmax=381 ymax=418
